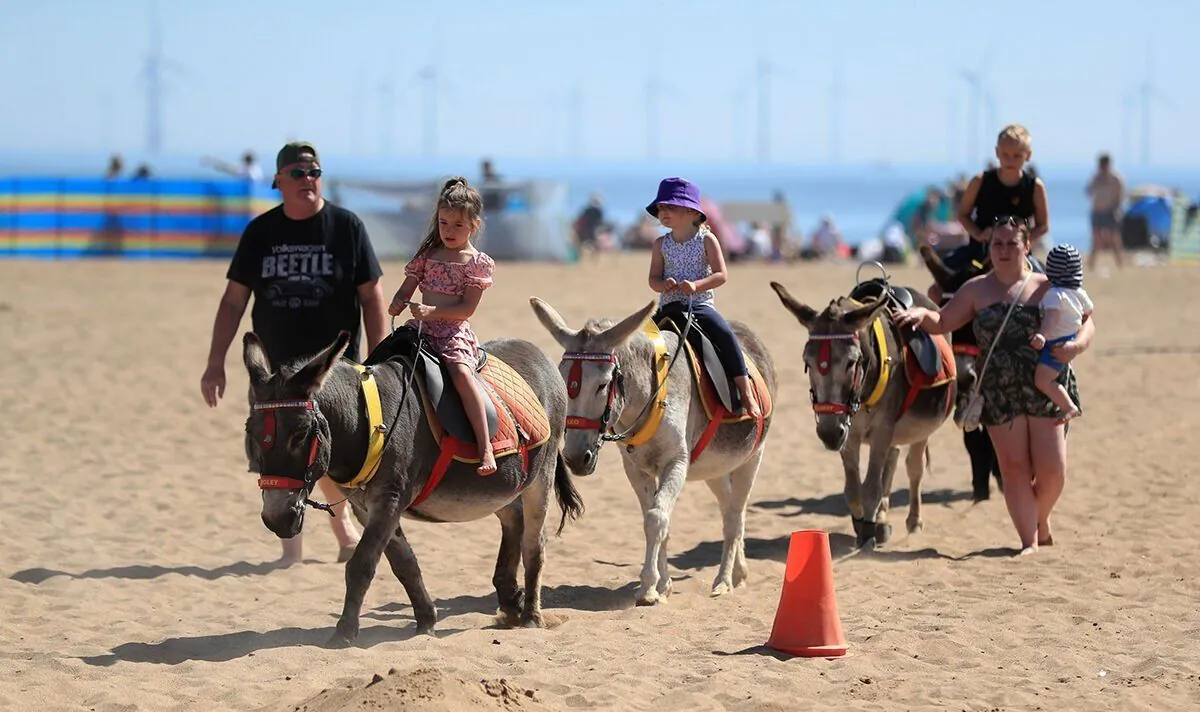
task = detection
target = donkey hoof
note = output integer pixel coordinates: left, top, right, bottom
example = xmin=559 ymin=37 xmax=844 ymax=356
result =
xmin=906 ymin=518 xmax=924 ymax=534
xmin=520 ymin=613 xmax=544 ymax=629
xmin=635 ymin=590 xmax=665 ymax=606
xmin=874 ymin=523 xmax=893 ymax=544
xmin=710 ymin=580 xmax=732 ymax=598
xmin=325 ymin=632 xmax=357 ymax=649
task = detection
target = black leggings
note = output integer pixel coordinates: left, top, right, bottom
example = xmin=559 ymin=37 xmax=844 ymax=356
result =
xmin=655 ymin=302 xmax=748 ymax=378
xmin=965 ymin=427 xmax=1002 ymax=499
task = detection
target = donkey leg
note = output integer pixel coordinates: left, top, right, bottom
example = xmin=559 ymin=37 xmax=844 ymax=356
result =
xmin=857 ymin=434 xmax=895 ymax=550
xmin=710 ymin=449 xmax=758 ymax=593
xmin=380 ymin=526 xmax=438 ymax=636
xmin=705 ymin=475 xmax=735 ymax=596
xmin=331 ymin=496 xmax=410 ymax=647
xmin=625 ymin=456 xmax=687 ymax=606
xmin=839 ymin=434 xmax=866 ymax=540
xmin=905 ymin=442 xmax=927 ymax=533
xmin=518 ymin=469 xmax=553 ymax=627
xmin=493 ymin=501 xmax=525 ymax=626
xmin=874 ymin=447 xmax=901 ymax=544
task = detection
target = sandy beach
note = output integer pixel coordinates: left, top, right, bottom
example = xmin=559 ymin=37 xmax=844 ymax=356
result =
xmin=2 ymin=252 xmax=1198 ymax=711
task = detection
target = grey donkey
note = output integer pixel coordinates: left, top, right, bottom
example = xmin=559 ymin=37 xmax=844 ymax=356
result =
xmin=530 ymin=298 xmax=777 ymax=605
xmin=771 ymin=282 xmax=956 ymax=550
xmin=242 ymin=330 xmax=583 ymax=647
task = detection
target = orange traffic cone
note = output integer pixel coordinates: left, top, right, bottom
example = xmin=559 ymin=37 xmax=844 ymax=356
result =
xmin=766 ymin=529 xmax=848 ymax=657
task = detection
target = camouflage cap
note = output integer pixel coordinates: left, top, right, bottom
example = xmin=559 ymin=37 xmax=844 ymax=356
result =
xmin=272 ymin=141 xmax=320 ymax=188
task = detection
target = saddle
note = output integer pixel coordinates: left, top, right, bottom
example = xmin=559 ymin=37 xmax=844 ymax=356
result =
xmin=849 ymin=278 xmax=941 ymax=378
xmin=365 ymin=326 xmax=500 ymax=445
xmin=653 ymin=308 xmax=773 ymax=425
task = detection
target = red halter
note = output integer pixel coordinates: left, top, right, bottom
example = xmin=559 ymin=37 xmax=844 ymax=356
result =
xmin=804 ymin=332 xmax=864 ymax=416
xmin=252 ymin=399 xmax=321 ymax=490
xmin=560 ymin=352 xmax=622 ymax=433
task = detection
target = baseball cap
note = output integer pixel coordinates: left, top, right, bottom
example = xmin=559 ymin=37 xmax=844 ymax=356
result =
xmin=271 ymin=141 xmax=320 ymax=189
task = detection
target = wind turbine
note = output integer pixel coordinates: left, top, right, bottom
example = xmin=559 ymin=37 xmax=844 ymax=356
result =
xmin=643 ymin=46 xmax=683 ymax=161
xmin=140 ymin=0 xmax=188 ymax=155
xmin=546 ymin=85 xmax=585 ymax=159
xmin=413 ymin=22 xmax=455 ymax=159
xmin=959 ymin=44 xmax=995 ymax=167
xmin=1135 ymin=42 xmax=1176 ymax=166
xmin=377 ymin=76 xmax=396 ymax=157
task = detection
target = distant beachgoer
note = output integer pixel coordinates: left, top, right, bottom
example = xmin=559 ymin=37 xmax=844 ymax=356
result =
xmin=1086 ymin=153 xmax=1126 ymax=270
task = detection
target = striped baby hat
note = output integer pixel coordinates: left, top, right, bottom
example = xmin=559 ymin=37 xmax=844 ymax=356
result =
xmin=1045 ymin=244 xmax=1083 ymax=288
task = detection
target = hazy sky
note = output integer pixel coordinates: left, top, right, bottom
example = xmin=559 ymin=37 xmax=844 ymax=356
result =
xmin=2 ymin=0 xmax=1196 ymax=168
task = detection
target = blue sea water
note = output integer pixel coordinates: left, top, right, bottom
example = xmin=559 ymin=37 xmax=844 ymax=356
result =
xmin=6 ymin=151 xmax=1200 ymax=253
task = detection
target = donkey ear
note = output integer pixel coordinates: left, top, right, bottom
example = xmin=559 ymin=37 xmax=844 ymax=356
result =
xmin=242 ymin=332 xmax=273 ymax=387
xmin=293 ymin=331 xmax=351 ymax=397
xmin=843 ymin=296 xmax=890 ymax=332
xmin=919 ymin=244 xmax=957 ymax=289
xmin=770 ymin=282 xmax=817 ymax=330
xmin=595 ymin=300 xmax=657 ymax=351
xmin=529 ymin=297 xmax=580 ymax=349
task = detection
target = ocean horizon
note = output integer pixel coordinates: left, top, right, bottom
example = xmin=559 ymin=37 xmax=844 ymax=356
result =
xmin=5 ymin=150 xmax=1200 ymax=253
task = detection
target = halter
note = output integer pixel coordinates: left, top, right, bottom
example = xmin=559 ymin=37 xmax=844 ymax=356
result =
xmin=253 ymin=399 xmax=324 ymax=491
xmin=561 ymin=352 xmax=626 ymax=437
xmin=804 ymin=333 xmax=864 ymax=416
xmin=804 ymin=316 xmax=891 ymax=418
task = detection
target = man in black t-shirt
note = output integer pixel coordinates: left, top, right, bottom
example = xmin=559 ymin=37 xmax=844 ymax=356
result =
xmin=200 ymin=141 xmax=388 ymax=566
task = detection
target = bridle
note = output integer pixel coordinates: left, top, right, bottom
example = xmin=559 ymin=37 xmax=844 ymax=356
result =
xmin=251 ymin=398 xmax=330 ymax=495
xmin=560 ymin=307 xmax=693 ymax=448
xmin=561 ymin=352 xmax=627 ymax=443
xmin=804 ymin=332 xmax=868 ymax=418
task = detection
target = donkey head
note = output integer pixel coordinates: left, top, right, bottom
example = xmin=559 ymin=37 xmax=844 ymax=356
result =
xmin=770 ymin=282 xmax=888 ymax=451
xmin=530 ymin=297 xmax=656 ymax=475
xmin=918 ymin=245 xmax=985 ymax=425
xmin=919 ymin=243 xmax=990 ymax=294
xmin=243 ymin=331 xmax=349 ymax=539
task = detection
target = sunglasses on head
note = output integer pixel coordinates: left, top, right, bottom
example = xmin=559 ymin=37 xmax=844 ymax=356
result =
xmin=992 ymin=215 xmax=1028 ymax=229
xmin=285 ymin=167 xmax=322 ymax=180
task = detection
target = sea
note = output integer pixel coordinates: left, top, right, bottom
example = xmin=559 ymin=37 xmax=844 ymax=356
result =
xmin=5 ymin=151 xmax=1200 ymax=254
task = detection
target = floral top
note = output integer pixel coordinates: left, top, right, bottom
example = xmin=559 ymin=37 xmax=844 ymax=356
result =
xmin=402 ymin=250 xmax=495 ymax=367
xmin=659 ymin=231 xmax=715 ymax=307
xmin=404 ymin=251 xmax=495 ymax=297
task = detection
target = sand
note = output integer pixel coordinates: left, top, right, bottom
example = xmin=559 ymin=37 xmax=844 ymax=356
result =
xmin=2 ymin=253 xmax=1198 ymax=711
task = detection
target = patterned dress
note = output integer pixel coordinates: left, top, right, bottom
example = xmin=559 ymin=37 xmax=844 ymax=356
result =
xmin=659 ymin=231 xmax=715 ymax=307
xmin=403 ymin=251 xmax=495 ymax=367
xmin=973 ymin=303 xmax=1082 ymax=426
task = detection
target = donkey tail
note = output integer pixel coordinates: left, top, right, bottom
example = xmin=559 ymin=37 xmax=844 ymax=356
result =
xmin=554 ymin=452 xmax=585 ymax=536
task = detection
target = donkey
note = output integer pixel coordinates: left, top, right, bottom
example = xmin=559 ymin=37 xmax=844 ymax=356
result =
xmin=530 ymin=298 xmax=777 ymax=605
xmin=770 ymin=281 xmax=956 ymax=550
xmin=919 ymin=244 xmax=1004 ymax=501
xmin=242 ymin=330 xmax=583 ymax=647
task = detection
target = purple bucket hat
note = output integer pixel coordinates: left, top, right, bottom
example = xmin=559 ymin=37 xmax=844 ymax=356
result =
xmin=646 ymin=177 xmax=707 ymax=222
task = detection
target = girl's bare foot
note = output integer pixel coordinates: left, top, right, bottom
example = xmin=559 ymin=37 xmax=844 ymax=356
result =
xmin=737 ymin=381 xmax=763 ymax=419
xmin=1018 ymin=545 xmax=1038 ymax=557
xmin=477 ymin=447 xmax=497 ymax=476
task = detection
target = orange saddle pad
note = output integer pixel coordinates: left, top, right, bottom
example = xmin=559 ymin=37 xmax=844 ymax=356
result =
xmin=903 ymin=331 xmax=956 ymax=391
xmin=419 ymin=353 xmax=551 ymax=464
xmin=681 ymin=343 xmax=774 ymax=423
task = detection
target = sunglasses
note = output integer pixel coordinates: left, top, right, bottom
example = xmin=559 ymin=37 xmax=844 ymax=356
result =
xmin=991 ymin=215 xmax=1029 ymax=229
xmin=284 ymin=167 xmax=322 ymax=180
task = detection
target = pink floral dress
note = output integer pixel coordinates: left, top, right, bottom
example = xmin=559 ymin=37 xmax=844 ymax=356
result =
xmin=403 ymin=251 xmax=495 ymax=367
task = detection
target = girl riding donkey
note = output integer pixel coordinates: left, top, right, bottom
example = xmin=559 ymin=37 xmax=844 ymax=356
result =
xmin=388 ymin=177 xmax=498 ymax=474
xmin=647 ymin=177 xmax=762 ymax=419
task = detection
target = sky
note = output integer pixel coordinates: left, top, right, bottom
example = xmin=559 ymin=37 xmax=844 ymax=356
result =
xmin=1 ymin=0 xmax=1198 ymax=170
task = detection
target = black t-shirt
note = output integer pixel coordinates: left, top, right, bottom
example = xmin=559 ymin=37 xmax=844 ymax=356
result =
xmin=227 ymin=202 xmax=383 ymax=366
xmin=971 ymin=168 xmax=1036 ymax=231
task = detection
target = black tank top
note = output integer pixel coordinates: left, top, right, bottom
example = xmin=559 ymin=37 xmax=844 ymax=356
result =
xmin=971 ymin=169 xmax=1036 ymax=230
